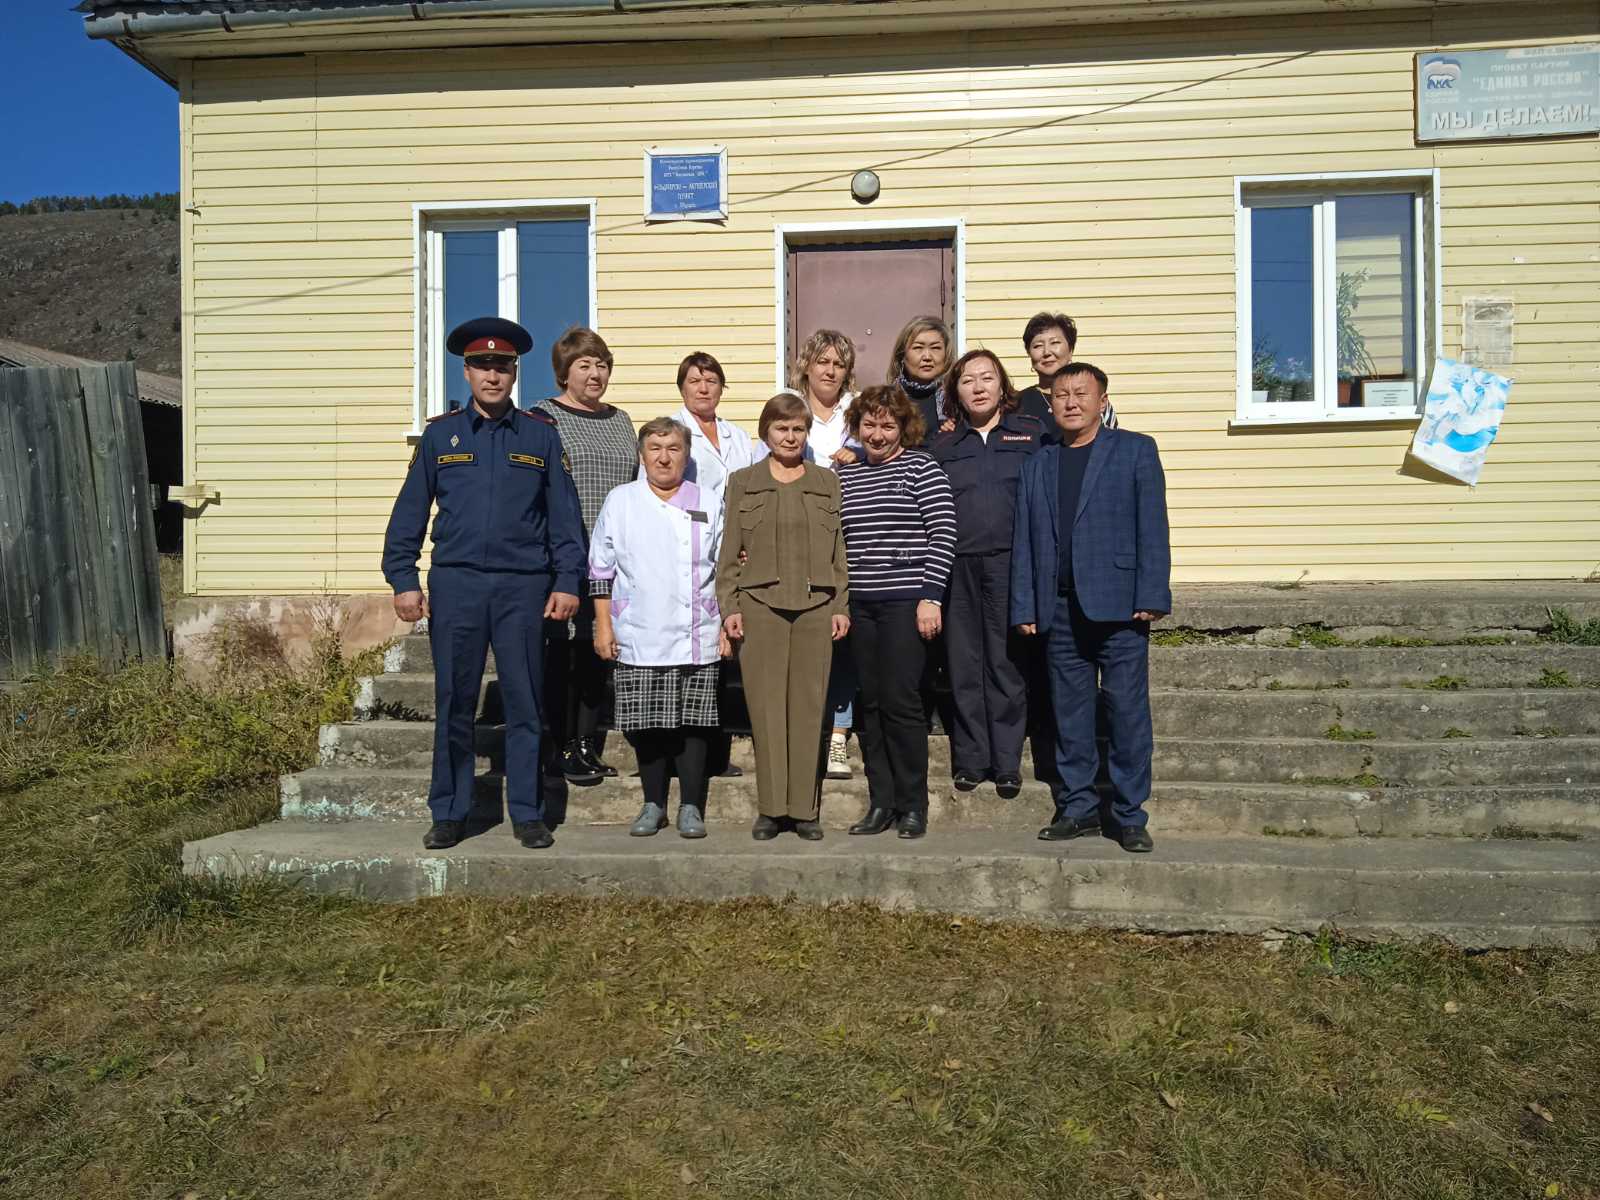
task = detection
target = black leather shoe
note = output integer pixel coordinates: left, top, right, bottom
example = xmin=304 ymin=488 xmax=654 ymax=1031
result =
xmin=577 ymin=737 xmax=618 ymax=779
xmin=794 ymin=819 xmax=824 ymax=841
xmin=422 ymin=820 xmax=463 ymax=850
xmin=561 ymin=739 xmax=603 ymax=785
xmin=897 ymin=810 xmax=928 ymax=839
xmin=1120 ymin=825 xmax=1154 ymax=853
xmin=952 ymin=770 xmax=983 ymax=792
xmin=1038 ymin=814 xmax=1102 ymax=842
xmin=717 ymin=763 xmax=744 ymax=778
xmin=848 ymin=806 xmax=897 ymax=836
xmin=513 ymin=820 xmax=555 ymax=849
xmin=751 ymin=814 xmax=781 ymax=841
xmin=995 ymin=773 xmax=1023 ymax=800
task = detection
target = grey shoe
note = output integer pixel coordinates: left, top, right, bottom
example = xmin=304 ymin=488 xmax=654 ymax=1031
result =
xmin=677 ymin=804 xmax=707 ymax=839
xmin=629 ymin=802 xmax=668 ymax=837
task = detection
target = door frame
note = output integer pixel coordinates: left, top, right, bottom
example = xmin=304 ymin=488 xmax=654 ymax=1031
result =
xmin=772 ymin=217 xmax=966 ymax=393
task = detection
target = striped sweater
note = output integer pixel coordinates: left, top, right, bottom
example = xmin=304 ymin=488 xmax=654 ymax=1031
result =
xmin=837 ymin=449 xmax=958 ymax=602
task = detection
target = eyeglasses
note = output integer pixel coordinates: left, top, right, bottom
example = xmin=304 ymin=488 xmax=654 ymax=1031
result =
xmin=465 ymin=358 xmax=517 ymax=373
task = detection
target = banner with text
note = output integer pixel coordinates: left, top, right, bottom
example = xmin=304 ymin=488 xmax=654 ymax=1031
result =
xmin=1417 ymin=44 xmax=1598 ymax=143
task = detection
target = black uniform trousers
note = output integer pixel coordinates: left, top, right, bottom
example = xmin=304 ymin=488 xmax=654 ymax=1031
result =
xmin=849 ymin=598 xmax=930 ymax=815
xmin=944 ymin=551 xmax=1027 ymax=777
xmin=428 ymin=565 xmax=548 ymax=825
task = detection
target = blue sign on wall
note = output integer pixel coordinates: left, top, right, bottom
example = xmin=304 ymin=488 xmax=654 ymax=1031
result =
xmin=645 ymin=147 xmax=728 ymax=221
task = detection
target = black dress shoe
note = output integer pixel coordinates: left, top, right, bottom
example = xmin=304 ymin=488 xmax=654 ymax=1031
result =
xmin=995 ymin=773 xmax=1023 ymax=800
xmin=560 ymin=739 xmax=603 ymax=785
xmin=513 ymin=820 xmax=555 ymax=849
xmin=1120 ymin=825 xmax=1154 ymax=853
xmin=1037 ymin=814 xmax=1102 ymax=842
xmin=577 ymin=737 xmax=618 ymax=779
xmin=422 ymin=820 xmax=463 ymax=850
xmin=848 ymin=806 xmax=897 ymax=836
xmin=717 ymin=763 xmax=744 ymax=778
xmin=896 ymin=810 xmax=928 ymax=839
xmin=751 ymin=814 xmax=781 ymax=841
xmin=794 ymin=819 xmax=824 ymax=841
xmin=952 ymin=770 xmax=983 ymax=792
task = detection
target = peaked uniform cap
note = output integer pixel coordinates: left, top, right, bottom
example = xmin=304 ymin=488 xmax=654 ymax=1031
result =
xmin=447 ymin=317 xmax=534 ymax=358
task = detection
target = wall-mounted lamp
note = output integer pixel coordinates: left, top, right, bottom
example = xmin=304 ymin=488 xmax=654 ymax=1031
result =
xmin=850 ymin=169 xmax=881 ymax=204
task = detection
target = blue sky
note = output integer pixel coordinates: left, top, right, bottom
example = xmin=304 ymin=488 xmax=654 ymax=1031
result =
xmin=3 ymin=4 xmax=178 ymax=203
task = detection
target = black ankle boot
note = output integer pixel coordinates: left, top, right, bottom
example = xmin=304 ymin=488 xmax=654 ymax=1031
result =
xmin=561 ymin=739 xmax=602 ymax=785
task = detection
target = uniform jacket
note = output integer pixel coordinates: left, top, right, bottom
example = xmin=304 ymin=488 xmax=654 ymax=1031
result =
xmin=716 ymin=461 xmax=849 ymax=617
xmin=587 ymin=478 xmax=723 ymax=668
xmin=381 ymin=404 xmax=587 ymax=596
xmin=928 ymin=410 xmax=1046 ymax=556
xmin=1009 ymin=425 xmax=1171 ymax=628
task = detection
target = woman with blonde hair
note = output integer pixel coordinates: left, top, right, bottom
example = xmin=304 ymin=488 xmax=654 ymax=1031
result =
xmin=788 ymin=329 xmax=861 ymax=779
xmin=717 ymin=393 xmax=851 ymax=840
xmin=887 ymin=315 xmax=954 ymax=438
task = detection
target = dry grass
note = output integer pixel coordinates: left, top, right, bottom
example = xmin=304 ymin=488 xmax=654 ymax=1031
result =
xmin=1 ymin=648 xmax=1598 ymax=1199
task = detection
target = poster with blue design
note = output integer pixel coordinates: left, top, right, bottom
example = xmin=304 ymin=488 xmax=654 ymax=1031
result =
xmin=1409 ymin=358 xmax=1512 ymax=487
xmin=644 ymin=146 xmax=728 ymax=222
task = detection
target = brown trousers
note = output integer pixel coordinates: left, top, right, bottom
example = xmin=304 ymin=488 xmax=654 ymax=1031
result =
xmin=740 ymin=598 xmax=833 ymax=819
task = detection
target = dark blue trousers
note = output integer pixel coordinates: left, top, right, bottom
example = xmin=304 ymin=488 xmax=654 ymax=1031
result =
xmin=1044 ymin=590 xmax=1152 ymax=829
xmin=427 ymin=565 xmax=549 ymax=825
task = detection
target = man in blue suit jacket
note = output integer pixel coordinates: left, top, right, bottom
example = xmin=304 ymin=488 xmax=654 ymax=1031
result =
xmin=1010 ymin=363 xmax=1171 ymax=851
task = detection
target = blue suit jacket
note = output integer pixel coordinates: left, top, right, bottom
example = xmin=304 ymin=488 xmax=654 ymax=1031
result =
xmin=1009 ymin=425 xmax=1172 ymax=629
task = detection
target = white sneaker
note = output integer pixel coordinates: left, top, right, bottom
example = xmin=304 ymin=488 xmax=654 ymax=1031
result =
xmin=825 ymin=733 xmax=852 ymax=780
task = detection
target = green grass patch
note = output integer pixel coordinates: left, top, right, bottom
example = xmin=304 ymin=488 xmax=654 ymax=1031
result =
xmin=1299 ymin=773 xmax=1387 ymax=788
xmin=1533 ymin=667 xmax=1574 ymax=689
xmin=1361 ymin=635 xmax=1438 ymax=647
xmin=1544 ymin=607 xmax=1600 ymax=646
xmin=1266 ymin=678 xmax=1350 ymax=691
xmin=1407 ymin=675 xmax=1468 ymax=691
xmin=1261 ymin=825 xmax=1325 ymax=837
xmin=1489 ymin=824 xmax=1583 ymax=843
xmin=1288 ymin=623 xmax=1346 ymax=648
xmin=1325 ymin=723 xmax=1377 ymax=742
xmin=1 ymin=637 xmax=1597 ymax=1199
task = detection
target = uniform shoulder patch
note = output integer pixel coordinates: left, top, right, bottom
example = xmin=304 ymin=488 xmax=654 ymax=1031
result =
xmin=1012 ymin=412 xmax=1044 ymax=427
xmin=521 ymin=406 xmax=557 ymax=425
xmin=426 ymin=409 xmax=463 ymax=424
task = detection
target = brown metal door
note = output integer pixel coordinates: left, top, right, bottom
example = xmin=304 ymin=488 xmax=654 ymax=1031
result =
xmin=786 ymin=239 xmax=954 ymax=387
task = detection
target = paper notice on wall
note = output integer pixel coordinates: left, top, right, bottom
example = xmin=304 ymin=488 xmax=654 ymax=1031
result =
xmin=1462 ymin=297 xmax=1514 ymax=367
xmin=1409 ymin=357 xmax=1512 ymax=486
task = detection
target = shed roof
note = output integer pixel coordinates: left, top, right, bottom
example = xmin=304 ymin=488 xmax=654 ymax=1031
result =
xmin=0 ymin=338 xmax=182 ymax=409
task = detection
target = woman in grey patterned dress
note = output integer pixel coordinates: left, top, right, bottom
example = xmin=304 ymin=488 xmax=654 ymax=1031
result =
xmin=536 ymin=327 xmax=637 ymax=784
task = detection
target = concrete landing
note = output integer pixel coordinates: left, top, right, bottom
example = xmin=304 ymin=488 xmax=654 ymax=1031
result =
xmin=186 ymin=821 xmax=1600 ymax=950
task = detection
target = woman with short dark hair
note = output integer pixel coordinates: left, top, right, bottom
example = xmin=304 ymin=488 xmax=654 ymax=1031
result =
xmin=887 ymin=316 xmax=953 ymax=437
xmin=590 ymin=417 xmax=725 ymax=839
xmin=837 ymin=385 xmax=957 ymax=839
xmin=1016 ymin=312 xmax=1116 ymax=432
xmin=717 ymin=393 xmax=851 ymax=840
xmin=537 ymin=326 xmax=636 ymax=784
xmin=929 ymin=349 xmax=1047 ymax=799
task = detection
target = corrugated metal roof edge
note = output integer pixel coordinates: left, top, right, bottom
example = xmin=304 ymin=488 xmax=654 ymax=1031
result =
xmin=0 ymin=339 xmax=182 ymax=408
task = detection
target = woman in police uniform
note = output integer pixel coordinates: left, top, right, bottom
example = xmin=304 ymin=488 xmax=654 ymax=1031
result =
xmin=928 ymin=349 xmax=1045 ymax=799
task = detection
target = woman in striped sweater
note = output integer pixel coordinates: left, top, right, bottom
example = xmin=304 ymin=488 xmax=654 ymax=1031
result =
xmin=837 ymin=386 xmax=958 ymax=839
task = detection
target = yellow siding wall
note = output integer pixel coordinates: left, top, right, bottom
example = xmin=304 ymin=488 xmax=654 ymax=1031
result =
xmin=180 ymin=3 xmax=1600 ymax=593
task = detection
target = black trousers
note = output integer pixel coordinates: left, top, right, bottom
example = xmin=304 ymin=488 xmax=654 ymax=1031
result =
xmin=627 ymin=728 xmax=710 ymax=813
xmin=544 ymin=596 xmax=610 ymax=748
xmin=849 ymin=598 xmax=929 ymax=815
xmin=945 ymin=552 xmax=1027 ymax=776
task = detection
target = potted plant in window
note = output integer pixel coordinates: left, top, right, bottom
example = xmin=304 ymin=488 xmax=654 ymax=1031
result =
xmin=1336 ymin=268 xmax=1376 ymax=407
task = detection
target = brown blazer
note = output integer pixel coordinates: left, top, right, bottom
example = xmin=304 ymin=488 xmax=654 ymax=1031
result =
xmin=716 ymin=461 xmax=849 ymax=617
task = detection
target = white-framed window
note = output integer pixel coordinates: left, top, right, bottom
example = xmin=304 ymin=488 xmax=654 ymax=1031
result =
xmin=411 ymin=200 xmax=597 ymax=430
xmin=1233 ymin=170 xmax=1440 ymax=426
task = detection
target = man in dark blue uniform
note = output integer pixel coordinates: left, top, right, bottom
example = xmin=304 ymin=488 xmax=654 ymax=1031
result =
xmin=929 ymin=355 xmax=1047 ymax=800
xmin=383 ymin=317 xmax=586 ymax=851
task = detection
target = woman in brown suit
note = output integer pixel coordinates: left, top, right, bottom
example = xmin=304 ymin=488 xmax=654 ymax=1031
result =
xmin=717 ymin=393 xmax=851 ymax=840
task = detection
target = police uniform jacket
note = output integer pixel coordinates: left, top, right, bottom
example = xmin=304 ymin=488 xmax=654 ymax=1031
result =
xmin=587 ymin=478 xmax=724 ymax=668
xmin=382 ymin=404 xmax=587 ymax=596
xmin=928 ymin=410 xmax=1046 ymax=556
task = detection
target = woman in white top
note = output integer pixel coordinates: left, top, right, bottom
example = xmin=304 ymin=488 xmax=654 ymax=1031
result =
xmin=788 ymin=329 xmax=862 ymax=779
xmin=590 ymin=417 xmax=726 ymax=839
xmin=673 ymin=350 xmax=759 ymax=505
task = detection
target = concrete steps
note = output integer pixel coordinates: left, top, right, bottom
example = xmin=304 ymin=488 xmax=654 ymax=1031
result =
xmin=282 ymin=766 xmax=1600 ymax=838
xmin=185 ymin=583 xmax=1600 ymax=948
xmin=361 ymin=673 xmax=1600 ymax=740
xmin=185 ymin=821 xmax=1600 ymax=950
xmin=381 ymin=635 xmax=1600 ymax=689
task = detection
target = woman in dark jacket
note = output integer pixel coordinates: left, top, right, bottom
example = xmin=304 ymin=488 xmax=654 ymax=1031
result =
xmin=928 ymin=349 xmax=1046 ymax=798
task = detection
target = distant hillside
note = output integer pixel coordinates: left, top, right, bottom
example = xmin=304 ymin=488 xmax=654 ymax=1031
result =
xmin=0 ymin=207 xmax=181 ymax=377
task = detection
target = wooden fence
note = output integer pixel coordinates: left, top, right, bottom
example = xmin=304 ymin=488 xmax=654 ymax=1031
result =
xmin=0 ymin=362 xmax=166 ymax=678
